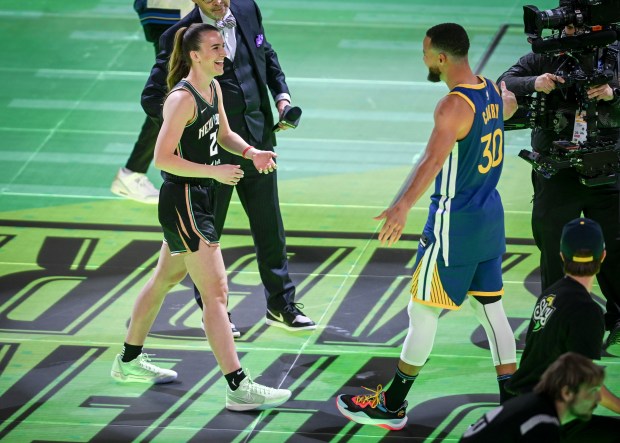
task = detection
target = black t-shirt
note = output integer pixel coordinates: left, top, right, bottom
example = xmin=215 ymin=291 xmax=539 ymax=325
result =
xmin=508 ymin=277 xmax=605 ymax=395
xmin=460 ymin=393 xmax=561 ymax=442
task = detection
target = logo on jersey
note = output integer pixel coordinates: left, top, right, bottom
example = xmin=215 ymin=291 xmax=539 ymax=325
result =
xmin=198 ymin=114 xmax=219 ymax=140
xmin=532 ymin=294 xmax=557 ymax=332
xmin=419 ymin=234 xmax=428 ymax=248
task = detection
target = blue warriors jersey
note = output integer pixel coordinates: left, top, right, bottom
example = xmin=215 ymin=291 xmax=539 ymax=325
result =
xmin=161 ymin=79 xmax=221 ymax=184
xmin=421 ymin=76 xmax=505 ymax=266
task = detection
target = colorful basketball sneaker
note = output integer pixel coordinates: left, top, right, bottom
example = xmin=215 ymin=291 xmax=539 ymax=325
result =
xmin=336 ymin=385 xmax=408 ymax=431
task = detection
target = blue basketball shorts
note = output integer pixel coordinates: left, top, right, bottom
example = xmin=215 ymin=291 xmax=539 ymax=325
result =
xmin=410 ymin=235 xmax=504 ymax=309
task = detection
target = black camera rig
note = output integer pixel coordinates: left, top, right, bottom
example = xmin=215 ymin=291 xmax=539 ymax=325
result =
xmin=524 ymin=0 xmax=620 ymax=48
xmin=509 ymin=0 xmax=620 ymax=186
xmin=519 ymin=138 xmax=620 ymax=186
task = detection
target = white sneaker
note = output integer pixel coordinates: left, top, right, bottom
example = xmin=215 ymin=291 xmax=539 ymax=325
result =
xmin=111 ymin=353 xmax=177 ymax=384
xmin=111 ymin=167 xmax=159 ymax=204
xmin=226 ymin=373 xmax=291 ymax=411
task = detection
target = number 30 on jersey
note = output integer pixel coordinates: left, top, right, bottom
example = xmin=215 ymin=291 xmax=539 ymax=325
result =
xmin=478 ymin=128 xmax=503 ymax=174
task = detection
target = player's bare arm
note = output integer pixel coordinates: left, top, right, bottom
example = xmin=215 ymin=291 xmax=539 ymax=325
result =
xmin=376 ymin=95 xmax=474 ymax=246
xmin=600 ymin=385 xmax=620 ymax=414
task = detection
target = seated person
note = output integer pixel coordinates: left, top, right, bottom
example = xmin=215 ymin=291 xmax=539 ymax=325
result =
xmin=460 ymin=352 xmax=604 ymax=442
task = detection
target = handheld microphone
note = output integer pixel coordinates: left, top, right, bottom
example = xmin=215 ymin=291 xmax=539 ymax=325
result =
xmin=273 ymin=105 xmax=302 ymax=132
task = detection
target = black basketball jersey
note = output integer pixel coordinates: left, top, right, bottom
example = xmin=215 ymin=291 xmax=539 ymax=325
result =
xmin=162 ymin=79 xmax=221 ymax=184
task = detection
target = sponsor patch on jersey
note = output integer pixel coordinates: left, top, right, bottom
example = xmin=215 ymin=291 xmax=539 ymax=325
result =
xmin=532 ymin=294 xmax=557 ymax=332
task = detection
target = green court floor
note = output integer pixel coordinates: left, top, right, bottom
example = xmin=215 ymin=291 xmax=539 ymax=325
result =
xmin=0 ymin=0 xmax=618 ymax=442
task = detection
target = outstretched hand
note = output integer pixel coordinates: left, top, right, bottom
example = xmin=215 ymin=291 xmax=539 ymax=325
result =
xmin=500 ymin=81 xmax=517 ymax=120
xmin=212 ymin=164 xmax=244 ymax=186
xmin=252 ymin=150 xmax=278 ymax=174
xmin=374 ymin=203 xmax=408 ymax=246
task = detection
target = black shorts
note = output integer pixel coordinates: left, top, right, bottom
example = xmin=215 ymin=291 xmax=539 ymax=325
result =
xmin=158 ymin=181 xmax=219 ymax=255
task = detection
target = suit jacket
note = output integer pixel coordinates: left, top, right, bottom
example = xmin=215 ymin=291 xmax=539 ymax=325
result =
xmin=140 ymin=0 xmax=289 ymax=147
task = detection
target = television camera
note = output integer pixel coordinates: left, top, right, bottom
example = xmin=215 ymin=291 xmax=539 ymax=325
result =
xmin=507 ymin=0 xmax=620 ymax=186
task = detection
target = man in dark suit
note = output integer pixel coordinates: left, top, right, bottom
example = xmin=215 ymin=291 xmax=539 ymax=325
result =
xmin=141 ymin=0 xmax=315 ymax=333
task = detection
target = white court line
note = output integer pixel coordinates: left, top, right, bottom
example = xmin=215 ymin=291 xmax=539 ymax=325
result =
xmin=0 ymin=336 xmax=402 ymax=358
xmin=282 ymin=137 xmax=424 ymax=147
xmin=0 ymin=126 xmax=423 ymax=148
xmin=34 ymin=68 xmax=146 ymax=79
xmin=0 ymin=190 xmax=532 ymax=215
xmin=6 ymin=336 xmax=620 ymax=365
xmin=70 ymin=31 xmax=140 ymax=41
xmin=291 ymin=77 xmax=442 ymax=88
xmin=0 ymin=126 xmax=142 ymax=136
xmin=339 ymin=39 xmax=418 ymax=51
xmin=0 ymin=151 xmax=128 ymax=165
xmin=0 ymin=265 xmax=545 ymax=279
xmin=8 ymin=99 xmax=141 ymax=113
xmin=0 ymin=9 xmax=489 ymax=31
xmin=0 ymin=66 xmax=442 ymax=88
xmin=8 ymin=98 xmax=431 ymax=121
xmin=272 ymin=209 xmax=385 ymax=411
xmin=0 ymin=10 xmax=44 ymax=18
xmin=260 ymin=1 xmax=516 ymax=15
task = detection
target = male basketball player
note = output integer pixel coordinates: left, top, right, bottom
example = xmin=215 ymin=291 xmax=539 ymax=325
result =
xmin=336 ymin=23 xmax=518 ymax=431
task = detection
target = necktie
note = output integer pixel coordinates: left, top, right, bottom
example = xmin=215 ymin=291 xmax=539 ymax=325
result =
xmin=215 ymin=15 xmax=236 ymax=30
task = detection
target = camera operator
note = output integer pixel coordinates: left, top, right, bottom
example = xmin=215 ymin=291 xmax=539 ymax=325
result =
xmin=497 ymin=23 xmax=620 ymax=354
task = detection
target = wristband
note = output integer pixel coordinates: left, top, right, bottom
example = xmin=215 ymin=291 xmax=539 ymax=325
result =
xmin=242 ymin=146 xmax=253 ymax=159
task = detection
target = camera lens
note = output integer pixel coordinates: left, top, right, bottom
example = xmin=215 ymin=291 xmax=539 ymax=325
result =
xmin=537 ymin=6 xmax=575 ymax=30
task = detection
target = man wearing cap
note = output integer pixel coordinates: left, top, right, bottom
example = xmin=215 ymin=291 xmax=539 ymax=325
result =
xmin=505 ymin=218 xmax=620 ymax=416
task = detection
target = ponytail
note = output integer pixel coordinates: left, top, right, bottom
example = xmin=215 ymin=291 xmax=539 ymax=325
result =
xmin=166 ymin=23 xmax=220 ymax=91
xmin=167 ymin=27 xmax=190 ymax=91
